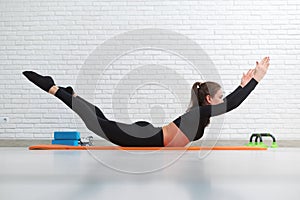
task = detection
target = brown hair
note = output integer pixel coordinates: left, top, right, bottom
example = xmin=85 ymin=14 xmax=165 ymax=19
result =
xmin=186 ymin=81 xmax=221 ymax=127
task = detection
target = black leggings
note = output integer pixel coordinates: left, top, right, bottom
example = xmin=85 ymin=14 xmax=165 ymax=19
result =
xmin=54 ymin=89 xmax=164 ymax=147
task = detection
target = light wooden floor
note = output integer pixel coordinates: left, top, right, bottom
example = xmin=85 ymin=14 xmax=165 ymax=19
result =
xmin=1 ymin=148 xmax=300 ymax=200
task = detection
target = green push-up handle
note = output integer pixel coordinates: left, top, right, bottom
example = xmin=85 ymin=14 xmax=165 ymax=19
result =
xmin=246 ymin=133 xmax=278 ymax=148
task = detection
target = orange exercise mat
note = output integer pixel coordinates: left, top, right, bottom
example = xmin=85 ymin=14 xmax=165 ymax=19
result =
xmin=29 ymin=144 xmax=267 ymax=151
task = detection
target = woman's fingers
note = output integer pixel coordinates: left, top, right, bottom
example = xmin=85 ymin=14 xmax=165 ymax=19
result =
xmin=246 ymin=69 xmax=251 ymax=75
xmin=264 ymin=57 xmax=270 ymax=68
xmin=252 ymin=57 xmax=270 ymax=82
xmin=265 ymin=56 xmax=270 ymax=64
xmin=244 ymin=69 xmax=255 ymax=79
xmin=257 ymin=57 xmax=270 ymax=69
xmin=266 ymin=60 xmax=270 ymax=69
xmin=261 ymin=57 xmax=268 ymax=65
xmin=262 ymin=56 xmax=270 ymax=65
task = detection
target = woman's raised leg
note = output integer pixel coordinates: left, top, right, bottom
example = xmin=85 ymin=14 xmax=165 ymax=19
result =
xmin=23 ymin=71 xmax=164 ymax=147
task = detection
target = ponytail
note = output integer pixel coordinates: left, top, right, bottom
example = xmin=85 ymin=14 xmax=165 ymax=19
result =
xmin=186 ymin=81 xmax=202 ymax=112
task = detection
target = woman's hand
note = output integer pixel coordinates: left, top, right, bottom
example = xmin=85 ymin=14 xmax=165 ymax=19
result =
xmin=240 ymin=69 xmax=255 ymax=87
xmin=253 ymin=56 xmax=270 ymax=82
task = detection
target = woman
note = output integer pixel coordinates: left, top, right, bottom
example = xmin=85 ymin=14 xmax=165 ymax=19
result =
xmin=23 ymin=57 xmax=270 ymax=147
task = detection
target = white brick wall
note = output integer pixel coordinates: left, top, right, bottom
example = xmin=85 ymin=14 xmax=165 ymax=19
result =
xmin=1 ymin=0 xmax=300 ymax=141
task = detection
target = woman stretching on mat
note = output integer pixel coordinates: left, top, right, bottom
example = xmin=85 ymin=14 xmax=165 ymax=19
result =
xmin=23 ymin=57 xmax=270 ymax=147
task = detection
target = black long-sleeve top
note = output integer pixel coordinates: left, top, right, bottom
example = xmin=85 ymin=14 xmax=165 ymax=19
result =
xmin=172 ymin=78 xmax=258 ymax=141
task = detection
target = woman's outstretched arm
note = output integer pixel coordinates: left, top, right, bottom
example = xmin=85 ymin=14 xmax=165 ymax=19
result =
xmin=174 ymin=57 xmax=270 ymax=137
xmin=223 ymin=55 xmax=269 ymax=102
xmin=204 ymin=56 xmax=270 ymax=117
xmin=223 ymin=68 xmax=255 ymax=102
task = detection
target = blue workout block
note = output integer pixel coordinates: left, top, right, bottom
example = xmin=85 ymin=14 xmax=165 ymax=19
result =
xmin=54 ymin=131 xmax=80 ymax=140
xmin=52 ymin=139 xmax=79 ymax=146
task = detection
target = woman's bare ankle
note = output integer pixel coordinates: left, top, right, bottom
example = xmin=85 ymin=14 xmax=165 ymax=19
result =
xmin=49 ymin=85 xmax=59 ymax=95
